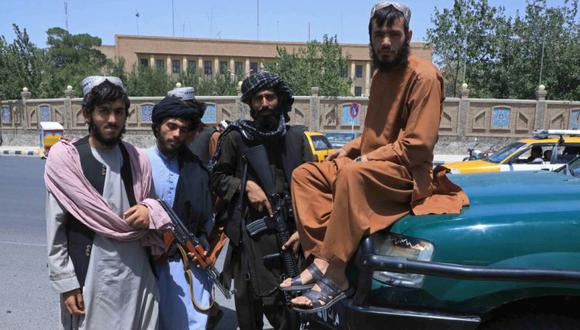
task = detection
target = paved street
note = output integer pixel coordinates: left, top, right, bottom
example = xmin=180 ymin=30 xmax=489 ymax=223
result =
xmin=0 ymin=156 xmax=243 ymax=329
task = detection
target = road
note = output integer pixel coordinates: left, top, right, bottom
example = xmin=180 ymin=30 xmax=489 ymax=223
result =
xmin=0 ymin=156 xmax=248 ymax=329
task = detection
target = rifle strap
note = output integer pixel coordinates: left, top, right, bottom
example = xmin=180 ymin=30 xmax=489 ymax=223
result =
xmin=176 ymin=244 xmax=215 ymax=312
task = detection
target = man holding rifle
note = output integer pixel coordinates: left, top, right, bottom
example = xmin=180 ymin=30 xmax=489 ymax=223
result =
xmin=146 ymin=96 xmax=215 ymax=329
xmin=211 ymin=71 xmax=313 ymax=329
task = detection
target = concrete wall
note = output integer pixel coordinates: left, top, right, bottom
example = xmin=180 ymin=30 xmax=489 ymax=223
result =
xmin=1 ymin=85 xmax=579 ymax=154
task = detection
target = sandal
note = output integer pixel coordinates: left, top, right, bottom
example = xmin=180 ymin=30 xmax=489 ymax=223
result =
xmin=279 ymin=263 xmax=323 ymax=292
xmin=292 ymin=274 xmax=353 ymax=314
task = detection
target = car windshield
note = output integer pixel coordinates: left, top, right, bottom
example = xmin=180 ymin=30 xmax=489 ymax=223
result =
xmin=310 ymin=135 xmax=333 ymax=151
xmin=325 ymin=132 xmax=357 ymax=148
xmin=487 ymin=142 xmax=525 ymax=163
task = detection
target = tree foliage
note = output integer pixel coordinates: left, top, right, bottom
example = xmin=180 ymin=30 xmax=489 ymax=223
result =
xmin=428 ymin=0 xmax=579 ymax=100
xmin=265 ymin=35 xmax=352 ymax=96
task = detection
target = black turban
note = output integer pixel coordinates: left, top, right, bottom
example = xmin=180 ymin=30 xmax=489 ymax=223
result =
xmin=152 ymin=96 xmax=202 ymax=126
xmin=240 ymin=71 xmax=294 ymax=121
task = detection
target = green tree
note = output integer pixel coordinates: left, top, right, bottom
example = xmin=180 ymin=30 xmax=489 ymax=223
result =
xmin=43 ymin=27 xmax=107 ymax=97
xmin=0 ymin=24 xmax=46 ymax=99
xmin=427 ymin=0 xmax=506 ymax=97
xmin=179 ymin=70 xmax=241 ymax=96
xmin=428 ymin=0 xmax=579 ymax=100
xmin=125 ymin=65 xmax=174 ymax=96
xmin=265 ymin=35 xmax=352 ymax=96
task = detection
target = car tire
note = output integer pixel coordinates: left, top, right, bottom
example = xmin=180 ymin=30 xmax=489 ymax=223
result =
xmin=480 ymin=313 xmax=579 ymax=330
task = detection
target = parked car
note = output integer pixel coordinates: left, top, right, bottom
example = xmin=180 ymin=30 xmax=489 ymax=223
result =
xmin=444 ymin=130 xmax=580 ymax=174
xmin=324 ymin=131 xmax=359 ymax=149
xmin=307 ymin=161 xmax=580 ymax=329
xmin=305 ymin=131 xmax=336 ymax=162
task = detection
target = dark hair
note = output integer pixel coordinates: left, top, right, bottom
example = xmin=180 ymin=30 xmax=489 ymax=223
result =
xmin=368 ymin=6 xmax=409 ymax=45
xmin=82 ymin=81 xmax=130 ymax=115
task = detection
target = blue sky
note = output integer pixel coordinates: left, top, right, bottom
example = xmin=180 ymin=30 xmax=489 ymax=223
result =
xmin=0 ymin=0 xmax=572 ymax=48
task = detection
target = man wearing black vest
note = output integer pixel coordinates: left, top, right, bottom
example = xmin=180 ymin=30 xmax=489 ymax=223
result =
xmin=46 ymin=76 xmax=167 ymax=329
xmin=211 ymin=71 xmax=313 ymax=330
xmin=146 ymin=96 xmax=215 ymax=329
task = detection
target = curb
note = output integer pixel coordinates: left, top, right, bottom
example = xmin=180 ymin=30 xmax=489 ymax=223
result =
xmin=0 ymin=148 xmax=41 ymax=157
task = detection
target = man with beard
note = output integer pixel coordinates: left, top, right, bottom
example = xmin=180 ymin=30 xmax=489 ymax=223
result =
xmin=280 ymin=2 xmax=469 ymax=313
xmin=167 ymin=86 xmax=220 ymax=164
xmin=45 ymin=76 xmax=172 ymax=329
xmin=211 ymin=71 xmax=313 ymax=329
xmin=146 ymin=96 xmax=215 ymax=329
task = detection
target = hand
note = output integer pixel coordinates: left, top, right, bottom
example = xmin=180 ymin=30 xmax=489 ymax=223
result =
xmin=123 ymin=204 xmax=150 ymax=229
xmin=326 ymin=148 xmax=347 ymax=161
xmin=354 ymin=155 xmax=368 ymax=162
xmin=282 ymin=231 xmax=301 ymax=257
xmin=245 ymin=180 xmax=273 ymax=216
xmin=63 ymin=288 xmax=85 ymax=316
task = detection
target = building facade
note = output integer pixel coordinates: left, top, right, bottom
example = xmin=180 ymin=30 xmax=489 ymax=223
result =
xmin=98 ymin=35 xmax=432 ymax=97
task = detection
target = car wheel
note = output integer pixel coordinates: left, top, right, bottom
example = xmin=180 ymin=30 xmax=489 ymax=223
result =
xmin=480 ymin=313 xmax=579 ymax=330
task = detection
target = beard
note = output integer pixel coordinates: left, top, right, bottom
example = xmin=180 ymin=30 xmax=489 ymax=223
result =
xmin=88 ymin=119 xmax=126 ymax=147
xmin=251 ymin=107 xmax=282 ymax=132
xmin=372 ymin=40 xmax=410 ymax=72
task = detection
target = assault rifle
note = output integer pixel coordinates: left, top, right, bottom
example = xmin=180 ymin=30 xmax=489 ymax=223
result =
xmin=242 ymin=145 xmax=299 ymax=296
xmin=158 ymin=199 xmax=234 ymax=299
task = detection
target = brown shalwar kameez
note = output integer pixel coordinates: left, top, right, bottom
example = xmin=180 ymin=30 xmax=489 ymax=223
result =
xmin=292 ymin=54 xmax=469 ymax=267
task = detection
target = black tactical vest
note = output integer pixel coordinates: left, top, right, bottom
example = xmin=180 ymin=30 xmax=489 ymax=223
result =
xmin=64 ymin=137 xmax=136 ymax=287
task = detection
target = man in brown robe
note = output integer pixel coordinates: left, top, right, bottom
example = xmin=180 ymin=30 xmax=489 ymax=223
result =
xmin=282 ymin=1 xmax=469 ymax=311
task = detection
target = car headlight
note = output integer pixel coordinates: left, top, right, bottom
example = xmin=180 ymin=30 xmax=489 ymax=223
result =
xmin=372 ymin=233 xmax=434 ymax=288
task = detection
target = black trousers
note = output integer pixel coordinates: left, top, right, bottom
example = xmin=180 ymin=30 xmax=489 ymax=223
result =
xmin=234 ymin=277 xmax=300 ymax=330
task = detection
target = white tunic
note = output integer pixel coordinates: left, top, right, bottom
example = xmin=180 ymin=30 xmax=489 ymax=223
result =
xmin=46 ymin=145 xmax=159 ymax=330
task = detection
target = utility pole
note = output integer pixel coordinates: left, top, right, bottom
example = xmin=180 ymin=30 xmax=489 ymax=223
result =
xmin=64 ymin=1 xmax=69 ymax=31
xmin=257 ymin=0 xmax=260 ymax=40
xmin=172 ymin=0 xmax=175 ymax=37
xmin=136 ymin=11 xmax=140 ymax=35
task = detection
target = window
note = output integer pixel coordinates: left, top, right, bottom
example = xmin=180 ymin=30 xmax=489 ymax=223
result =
xmin=155 ymin=59 xmax=165 ymax=71
xmin=341 ymin=65 xmax=348 ymax=78
xmin=355 ymin=64 xmax=363 ymax=78
xmin=250 ymin=62 xmax=259 ymax=73
xmin=310 ymin=135 xmax=333 ymax=151
xmin=235 ymin=62 xmax=243 ymax=76
xmin=172 ymin=60 xmax=181 ymax=74
xmin=354 ymin=86 xmax=362 ymax=96
xmin=204 ymin=60 xmax=212 ymax=75
xmin=188 ymin=60 xmax=197 ymax=73
xmin=219 ymin=61 xmax=228 ymax=75
xmin=140 ymin=58 xmax=149 ymax=67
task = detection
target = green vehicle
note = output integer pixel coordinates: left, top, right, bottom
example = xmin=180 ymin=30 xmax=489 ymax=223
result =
xmin=308 ymin=157 xmax=580 ymax=329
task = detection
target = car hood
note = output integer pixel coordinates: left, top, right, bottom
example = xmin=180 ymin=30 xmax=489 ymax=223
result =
xmin=391 ymin=171 xmax=580 ymax=235
xmin=443 ymin=159 xmax=499 ymax=172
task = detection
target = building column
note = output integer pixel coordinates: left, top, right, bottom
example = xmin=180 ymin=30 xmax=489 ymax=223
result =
xmin=245 ymin=59 xmax=250 ymax=77
xmin=149 ymin=55 xmax=155 ymax=67
xmin=535 ymin=85 xmax=548 ymax=130
xmin=458 ymin=83 xmax=470 ymax=138
xmin=214 ymin=58 xmax=219 ymax=76
xmin=229 ymin=58 xmax=235 ymax=78
xmin=198 ymin=57 xmax=204 ymax=74
xmin=364 ymin=62 xmax=371 ymax=97
xmin=182 ymin=56 xmax=188 ymax=73
xmin=350 ymin=62 xmax=356 ymax=95
xmin=166 ymin=56 xmax=171 ymax=75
